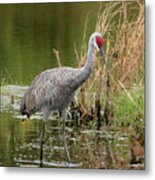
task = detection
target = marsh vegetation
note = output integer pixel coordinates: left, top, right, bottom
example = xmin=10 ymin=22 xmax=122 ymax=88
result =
xmin=0 ymin=1 xmax=144 ymax=169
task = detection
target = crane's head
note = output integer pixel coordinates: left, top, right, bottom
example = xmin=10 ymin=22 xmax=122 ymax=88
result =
xmin=90 ymin=32 xmax=105 ymax=64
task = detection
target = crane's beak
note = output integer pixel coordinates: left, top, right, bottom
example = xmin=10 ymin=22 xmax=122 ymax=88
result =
xmin=99 ymin=48 xmax=106 ymax=65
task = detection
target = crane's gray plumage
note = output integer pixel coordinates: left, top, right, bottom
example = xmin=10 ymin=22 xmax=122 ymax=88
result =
xmin=20 ymin=66 xmax=91 ymax=119
xmin=20 ymin=32 xmax=104 ymax=166
xmin=21 ymin=68 xmax=79 ymax=117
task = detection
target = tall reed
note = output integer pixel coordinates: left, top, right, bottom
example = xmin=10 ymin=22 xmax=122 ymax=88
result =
xmin=54 ymin=1 xmax=144 ymax=126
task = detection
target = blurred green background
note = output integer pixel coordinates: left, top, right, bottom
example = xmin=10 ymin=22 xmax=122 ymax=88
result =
xmin=0 ymin=2 xmax=101 ymax=84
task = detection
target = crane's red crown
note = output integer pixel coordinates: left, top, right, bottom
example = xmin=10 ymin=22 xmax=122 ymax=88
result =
xmin=96 ymin=36 xmax=104 ymax=48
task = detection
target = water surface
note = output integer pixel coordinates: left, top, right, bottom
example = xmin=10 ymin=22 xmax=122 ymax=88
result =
xmin=0 ymin=2 xmax=100 ymax=84
xmin=0 ymin=85 xmax=144 ymax=169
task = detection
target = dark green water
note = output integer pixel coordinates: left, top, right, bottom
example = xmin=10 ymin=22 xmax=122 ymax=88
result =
xmin=0 ymin=85 xmax=144 ymax=169
xmin=0 ymin=103 xmax=134 ymax=168
xmin=0 ymin=2 xmax=100 ymax=84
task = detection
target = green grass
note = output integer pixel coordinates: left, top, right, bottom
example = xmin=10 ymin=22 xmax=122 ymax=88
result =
xmin=114 ymin=87 xmax=144 ymax=127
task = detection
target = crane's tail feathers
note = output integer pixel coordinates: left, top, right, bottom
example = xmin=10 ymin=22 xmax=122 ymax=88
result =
xmin=20 ymin=103 xmax=30 ymax=119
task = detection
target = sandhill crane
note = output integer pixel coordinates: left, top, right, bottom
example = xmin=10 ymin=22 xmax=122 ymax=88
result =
xmin=20 ymin=32 xmax=105 ymax=167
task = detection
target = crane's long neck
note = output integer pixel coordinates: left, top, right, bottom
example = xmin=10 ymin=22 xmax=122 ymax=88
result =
xmin=78 ymin=41 xmax=95 ymax=83
xmin=71 ymin=38 xmax=95 ymax=91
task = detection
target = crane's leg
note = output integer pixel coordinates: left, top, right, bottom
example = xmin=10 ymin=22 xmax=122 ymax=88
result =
xmin=61 ymin=109 xmax=71 ymax=161
xmin=40 ymin=120 xmax=45 ymax=167
xmin=40 ymin=108 xmax=50 ymax=167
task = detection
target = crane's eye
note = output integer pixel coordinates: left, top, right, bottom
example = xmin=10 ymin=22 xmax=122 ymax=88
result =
xmin=96 ymin=36 xmax=104 ymax=48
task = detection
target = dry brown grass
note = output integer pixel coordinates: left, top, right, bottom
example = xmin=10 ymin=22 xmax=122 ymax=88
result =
xmin=53 ymin=1 xmax=144 ymax=126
